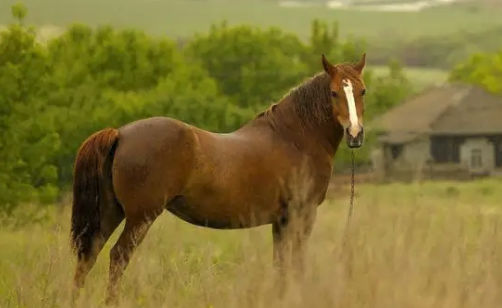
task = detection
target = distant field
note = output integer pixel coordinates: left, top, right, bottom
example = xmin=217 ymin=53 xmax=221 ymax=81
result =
xmin=372 ymin=65 xmax=448 ymax=89
xmin=1 ymin=0 xmax=501 ymax=41
xmin=2 ymin=179 xmax=502 ymax=307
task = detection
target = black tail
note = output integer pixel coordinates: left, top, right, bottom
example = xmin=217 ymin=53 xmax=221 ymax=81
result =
xmin=70 ymin=128 xmax=119 ymax=260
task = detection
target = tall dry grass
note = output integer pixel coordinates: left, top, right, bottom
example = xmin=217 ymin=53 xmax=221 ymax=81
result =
xmin=1 ymin=179 xmax=502 ymax=308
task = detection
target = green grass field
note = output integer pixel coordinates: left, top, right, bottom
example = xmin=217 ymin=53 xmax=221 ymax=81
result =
xmin=1 ymin=0 xmax=501 ymax=41
xmin=2 ymin=179 xmax=502 ymax=307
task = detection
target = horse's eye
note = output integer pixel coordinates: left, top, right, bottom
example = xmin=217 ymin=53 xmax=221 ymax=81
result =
xmin=331 ymin=91 xmax=337 ymax=98
xmin=361 ymin=89 xmax=366 ymax=96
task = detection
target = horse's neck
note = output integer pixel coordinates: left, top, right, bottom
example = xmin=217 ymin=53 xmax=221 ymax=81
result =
xmin=263 ymin=100 xmax=343 ymax=158
xmin=321 ymin=121 xmax=345 ymax=158
xmin=301 ymin=120 xmax=344 ymax=158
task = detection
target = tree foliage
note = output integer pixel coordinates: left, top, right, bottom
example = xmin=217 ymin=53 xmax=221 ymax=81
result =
xmin=0 ymin=4 xmax=411 ymax=212
xmin=448 ymin=49 xmax=502 ymax=94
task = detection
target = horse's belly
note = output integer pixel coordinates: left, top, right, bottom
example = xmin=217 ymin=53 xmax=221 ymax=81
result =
xmin=165 ymin=195 xmax=276 ymax=230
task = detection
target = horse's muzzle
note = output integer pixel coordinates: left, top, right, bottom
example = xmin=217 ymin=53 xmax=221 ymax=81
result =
xmin=345 ymin=127 xmax=364 ymax=148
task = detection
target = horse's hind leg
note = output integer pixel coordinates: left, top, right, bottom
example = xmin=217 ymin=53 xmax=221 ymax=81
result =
xmin=72 ymin=203 xmax=124 ymax=304
xmin=104 ymin=210 xmax=161 ymax=306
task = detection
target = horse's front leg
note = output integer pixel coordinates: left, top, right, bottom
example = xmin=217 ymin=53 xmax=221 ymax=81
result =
xmin=272 ymin=218 xmax=292 ymax=297
xmin=271 ymin=205 xmax=316 ymax=299
xmin=291 ymin=206 xmax=317 ymax=283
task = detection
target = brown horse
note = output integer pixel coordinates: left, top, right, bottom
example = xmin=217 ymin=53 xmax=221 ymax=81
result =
xmin=70 ymin=53 xmax=367 ymax=305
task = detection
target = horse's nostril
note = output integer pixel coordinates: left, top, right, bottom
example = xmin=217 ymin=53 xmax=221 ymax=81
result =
xmin=346 ymin=126 xmax=363 ymax=139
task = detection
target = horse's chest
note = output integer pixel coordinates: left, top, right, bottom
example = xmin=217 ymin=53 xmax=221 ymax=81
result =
xmin=299 ymin=164 xmax=332 ymax=204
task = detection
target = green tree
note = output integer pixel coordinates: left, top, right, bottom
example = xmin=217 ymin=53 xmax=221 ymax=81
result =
xmin=304 ymin=19 xmax=366 ymax=73
xmin=184 ymin=21 xmax=308 ymax=108
xmin=449 ymin=49 xmax=502 ymax=94
xmin=0 ymin=3 xmax=60 ymax=212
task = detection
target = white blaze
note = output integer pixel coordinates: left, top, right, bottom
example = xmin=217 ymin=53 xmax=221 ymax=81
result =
xmin=342 ymin=79 xmax=360 ymax=138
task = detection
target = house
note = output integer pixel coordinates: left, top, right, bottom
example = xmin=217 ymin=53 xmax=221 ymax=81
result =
xmin=369 ymin=83 xmax=502 ymax=180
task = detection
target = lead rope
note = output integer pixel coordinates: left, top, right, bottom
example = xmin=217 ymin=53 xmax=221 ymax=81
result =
xmin=342 ymin=150 xmax=356 ymax=248
xmin=338 ymin=150 xmax=356 ymax=299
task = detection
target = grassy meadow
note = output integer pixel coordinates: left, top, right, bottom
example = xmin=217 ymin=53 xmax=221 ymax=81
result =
xmin=1 ymin=178 xmax=502 ymax=307
xmin=1 ymin=0 xmax=502 ymax=40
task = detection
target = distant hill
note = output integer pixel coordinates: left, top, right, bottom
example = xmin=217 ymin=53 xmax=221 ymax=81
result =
xmin=1 ymin=0 xmax=501 ymax=40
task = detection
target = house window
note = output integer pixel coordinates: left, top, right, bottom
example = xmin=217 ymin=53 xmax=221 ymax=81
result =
xmin=390 ymin=144 xmax=403 ymax=160
xmin=430 ymin=136 xmax=463 ymax=163
xmin=470 ymin=149 xmax=483 ymax=168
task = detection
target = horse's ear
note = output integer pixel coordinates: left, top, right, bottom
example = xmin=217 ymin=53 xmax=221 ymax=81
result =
xmin=353 ymin=53 xmax=367 ymax=74
xmin=321 ymin=54 xmax=336 ymax=76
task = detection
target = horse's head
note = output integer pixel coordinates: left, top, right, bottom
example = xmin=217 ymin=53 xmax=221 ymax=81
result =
xmin=321 ymin=53 xmax=367 ymax=149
